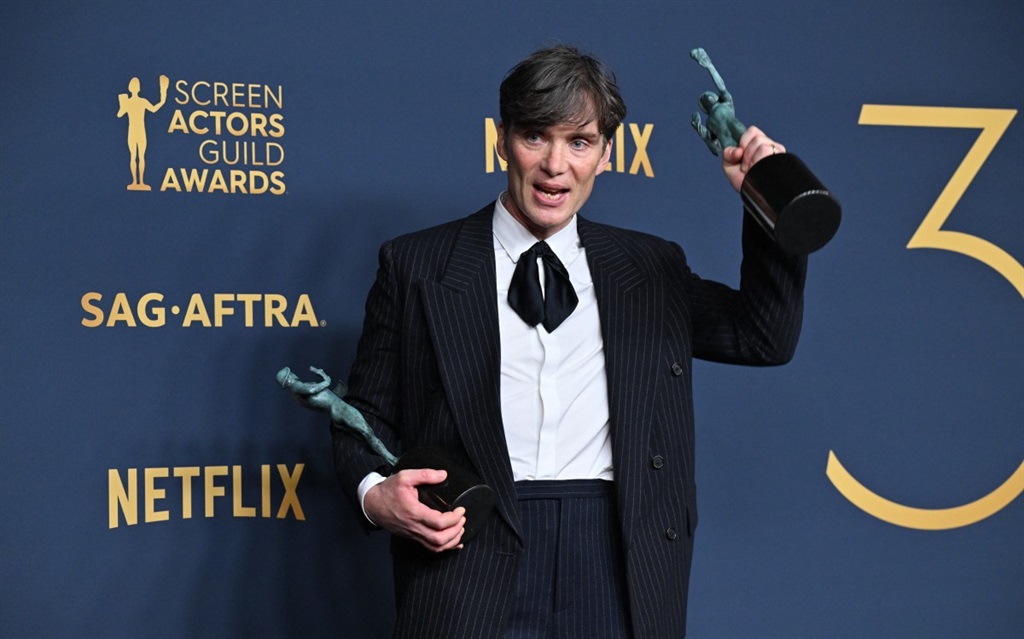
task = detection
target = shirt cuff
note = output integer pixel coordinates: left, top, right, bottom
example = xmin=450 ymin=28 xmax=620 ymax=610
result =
xmin=357 ymin=471 xmax=387 ymax=526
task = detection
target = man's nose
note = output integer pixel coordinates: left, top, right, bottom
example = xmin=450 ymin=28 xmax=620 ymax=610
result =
xmin=541 ymin=143 xmax=567 ymax=174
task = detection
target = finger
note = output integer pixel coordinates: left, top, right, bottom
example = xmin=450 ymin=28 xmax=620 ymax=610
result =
xmin=417 ymin=506 xmax=466 ymax=531
xmin=741 ymin=136 xmax=762 ymax=169
xmin=439 ymin=525 xmax=466 ymax=552
xmin=384 ymin=504 xmax=461 ymax=546
xmin=721 ymin=145 xmax=743 ymax=165
xmin=738 ymin=134 xmax=768 ymax=169
xmin=736 ymin=125 xmax=763 ymax=151
xmin=418 ymin=513 xmax=466 ymax=552
xmin=434 ymin=519 xmax=467 ymax=552
xmin=736 ymin=126 xmax=783 ymax=171
xmin=398 ymin=467 xmax=448 ymax=487
xmin=747 ymin=140 xmax=785 ymax=171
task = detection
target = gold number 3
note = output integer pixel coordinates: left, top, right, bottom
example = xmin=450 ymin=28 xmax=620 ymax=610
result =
xmin=827 ymin=106 xmax=1023 ymax=530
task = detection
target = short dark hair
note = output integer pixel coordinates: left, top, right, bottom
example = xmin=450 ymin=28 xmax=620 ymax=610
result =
xmin=499 ymin=44 xmax=627 ymax=142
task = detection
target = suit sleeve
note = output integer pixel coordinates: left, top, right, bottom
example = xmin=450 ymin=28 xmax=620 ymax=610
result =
xmin=332 ymin=240 xmax=405 ymax=518
xmin=683 ymin=213 xmax=808 ymax=365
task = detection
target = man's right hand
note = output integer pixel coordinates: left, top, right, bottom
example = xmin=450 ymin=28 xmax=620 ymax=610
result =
xmin=363 ymin=468 xmax=467 ymax=553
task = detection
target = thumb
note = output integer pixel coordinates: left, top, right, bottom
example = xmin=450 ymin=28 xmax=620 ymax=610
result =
xmin=722 ymin=145 xmax=743 ymax=164
xmin=411 ymin=468 xmax=448 ymax=486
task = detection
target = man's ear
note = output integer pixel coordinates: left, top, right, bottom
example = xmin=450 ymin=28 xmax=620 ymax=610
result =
xmin=496 ymin=121 xmax=509 ymax=162
xmin=595 ymin=138 xmax=613 ymax=175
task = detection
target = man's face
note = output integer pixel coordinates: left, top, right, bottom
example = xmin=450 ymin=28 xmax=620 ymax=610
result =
xmin=497 ymin=119 xmax=612 ymax=240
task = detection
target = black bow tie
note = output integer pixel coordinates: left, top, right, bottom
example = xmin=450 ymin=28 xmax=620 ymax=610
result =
xmin=507 ymin=241 xmax=578 ymax=332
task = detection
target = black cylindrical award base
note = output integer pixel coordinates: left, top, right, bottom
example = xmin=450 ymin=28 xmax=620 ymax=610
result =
xmin=393 ymin=446 xmax=496 ymax=542
xmin=740 ymin=153 xmax=842 ymax=255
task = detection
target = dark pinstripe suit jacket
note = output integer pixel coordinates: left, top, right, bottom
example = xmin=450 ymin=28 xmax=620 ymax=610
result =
xmin=333 ymin=203 xmax=807 ymax=638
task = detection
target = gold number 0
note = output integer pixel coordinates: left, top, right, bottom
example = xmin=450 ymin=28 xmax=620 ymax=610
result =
xmin=826 ymin=106 xmax=1023 ymax=530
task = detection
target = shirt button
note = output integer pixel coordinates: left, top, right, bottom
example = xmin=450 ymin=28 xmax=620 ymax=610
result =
xmin=651 ymin=455 xmax=665 ymax=469
xmin=665 ymin=527 xmax=678 ymax=541
xmin=670 ymin=363 xmax=683 ymax=376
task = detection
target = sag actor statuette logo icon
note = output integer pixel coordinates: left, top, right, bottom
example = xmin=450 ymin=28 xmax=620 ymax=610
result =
xmin=117 ymin=75 xmax=169 ymax=191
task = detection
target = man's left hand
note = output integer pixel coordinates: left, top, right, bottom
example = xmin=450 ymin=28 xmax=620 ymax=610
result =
xmin=721 ymin=125 xmax=786 ymax=192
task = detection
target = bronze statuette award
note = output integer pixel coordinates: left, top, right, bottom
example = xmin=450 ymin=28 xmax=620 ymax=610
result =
xmin=277 ymin=366 xmax=496 ymax=541
xmin=690 ymin=47 xmax=841 ymax=255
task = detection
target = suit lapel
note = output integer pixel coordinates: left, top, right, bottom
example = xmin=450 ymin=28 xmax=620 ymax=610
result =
xmin=417 ymin=205 xmax=523 ymax=539
xmin=579 ymin=218 xmax=660 ymax=545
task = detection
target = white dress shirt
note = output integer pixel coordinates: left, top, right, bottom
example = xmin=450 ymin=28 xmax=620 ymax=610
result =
xmin=492 ymin=195 xmax=613 ymax=482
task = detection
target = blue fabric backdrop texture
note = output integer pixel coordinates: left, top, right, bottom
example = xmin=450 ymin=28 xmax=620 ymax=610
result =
xmin=1 ymin=1 xmax=1021 ymax=637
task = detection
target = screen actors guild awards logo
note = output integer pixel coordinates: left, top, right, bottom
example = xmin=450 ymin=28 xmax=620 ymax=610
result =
xmin=115 ymin=74 xmax=287 ymax=195
xmin=117 ymin=75 xmax=169 ymax=191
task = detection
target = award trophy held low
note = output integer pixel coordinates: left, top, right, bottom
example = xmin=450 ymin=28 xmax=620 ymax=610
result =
xmin=690 ymin=47 xmax=841 ymax=255
xmin=276 ymin=366 xmax=495 ymax=541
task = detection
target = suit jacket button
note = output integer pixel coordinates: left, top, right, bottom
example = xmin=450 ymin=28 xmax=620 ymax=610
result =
xmin=651 ymin=455 xmax=665 ymax=469
xmin=665 ymin=527 xmax=678 ymax=540
xmin=670 ymin=363 xmax=683 ymax=376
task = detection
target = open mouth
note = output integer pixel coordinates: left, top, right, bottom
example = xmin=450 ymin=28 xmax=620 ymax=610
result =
xmin=535 ymin=184 xmax=568 ymax=202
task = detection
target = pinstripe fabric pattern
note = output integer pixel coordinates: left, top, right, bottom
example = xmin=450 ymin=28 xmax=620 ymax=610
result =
xmin=333 ymin=203 xmax=807 ymax=638
xmin=507 ymin=480 xmax=630 ymax=639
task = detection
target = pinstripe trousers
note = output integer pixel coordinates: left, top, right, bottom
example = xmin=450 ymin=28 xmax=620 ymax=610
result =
xmin=505 ymin=480 xmax=631 ymax=639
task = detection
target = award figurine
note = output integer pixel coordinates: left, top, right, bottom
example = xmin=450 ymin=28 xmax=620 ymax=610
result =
xmin=276 ymin=366 xmax=495 ymax=541
xmin=690 ymin=47 xmax=841 ymax=255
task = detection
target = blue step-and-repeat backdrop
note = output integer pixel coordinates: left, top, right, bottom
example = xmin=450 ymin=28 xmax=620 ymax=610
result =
xmin=1 ymin=1 xmax=1021 ymax=637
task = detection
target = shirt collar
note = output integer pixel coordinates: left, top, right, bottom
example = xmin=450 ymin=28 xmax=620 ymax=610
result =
xmin=493 ymin=192 xmax=580 ymax=265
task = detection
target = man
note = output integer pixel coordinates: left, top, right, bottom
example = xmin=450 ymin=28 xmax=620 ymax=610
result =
xmin=332 ymin=45 xmax=807 ymax=638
